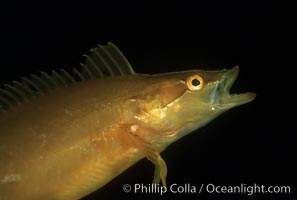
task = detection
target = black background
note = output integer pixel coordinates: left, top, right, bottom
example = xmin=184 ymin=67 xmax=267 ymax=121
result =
xmin=0 ymin=1 xmax=294 ymax=200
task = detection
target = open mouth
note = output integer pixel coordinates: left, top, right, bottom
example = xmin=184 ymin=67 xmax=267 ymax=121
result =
xmin=210 ymin=66 xmax=256 ymax=106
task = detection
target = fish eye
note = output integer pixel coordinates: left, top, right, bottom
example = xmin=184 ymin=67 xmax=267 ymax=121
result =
xmin=186 ymin=75 xmax=204 ymax=91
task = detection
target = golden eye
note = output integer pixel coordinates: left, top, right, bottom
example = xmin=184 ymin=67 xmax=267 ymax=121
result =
xmin=186 ymin=75 xmax=204 ymax=91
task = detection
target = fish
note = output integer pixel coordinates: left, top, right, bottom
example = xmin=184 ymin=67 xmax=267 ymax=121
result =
xmin=0 ymin=42 xmax=256 ymax=200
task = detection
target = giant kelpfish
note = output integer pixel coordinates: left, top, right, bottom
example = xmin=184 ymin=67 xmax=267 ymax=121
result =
xmin=0 ymin=42 xmax=255 ymax=199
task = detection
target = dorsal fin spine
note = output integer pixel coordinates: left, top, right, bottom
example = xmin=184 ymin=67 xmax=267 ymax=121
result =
xmin=4 ymin=84 xmax=27 ymax=99
xmin=21 ymin=77 xmax=42 ymax=93
xmin=0 ymin=88 xmax=19 ymax=102
xmin=108 ymin=42 xmax=135 ymax=74
xmin=31 ymin=74 xmax=50 ymax=90
xmin=60 ymin=69 xmax=75 ymax=83
xmin=83 ymin=54 xmax=104 ymax=78
xmin=52 ymin=70 xmax=67 ymax=86
xmin=41 ymin=71 xmax=58 ymax=88
xmin=98 ymin=45 xmax=124 ymax=76
xmin=13 ymin=80 xmax=34 ymax=96
xmin=80 ymin=62 xmax=95 ymax=80
xmin=73 ymin=68 xmax=85 ymax=81
xmin=93 ymin=47 xmax=115 ymax=76
xmin=0 ymin=95 xmax=13 ymax=107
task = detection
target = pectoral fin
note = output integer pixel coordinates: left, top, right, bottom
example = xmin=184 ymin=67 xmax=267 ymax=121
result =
xmin=127 ymin=126 xmax=167 ymax=186
xmin=148 ymin=152 xmax=167 ymax=186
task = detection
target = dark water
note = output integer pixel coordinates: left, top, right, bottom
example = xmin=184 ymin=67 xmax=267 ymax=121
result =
xmin=0 ymin=2 xmax=294 ymax=200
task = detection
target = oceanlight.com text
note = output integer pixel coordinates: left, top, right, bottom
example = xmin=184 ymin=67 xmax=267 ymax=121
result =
xmin=122 ymin=183 xmax=291 ymax=196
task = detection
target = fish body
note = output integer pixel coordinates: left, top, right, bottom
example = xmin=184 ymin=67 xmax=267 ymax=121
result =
xmin=0 ymin=43 xmax=255 ymax=199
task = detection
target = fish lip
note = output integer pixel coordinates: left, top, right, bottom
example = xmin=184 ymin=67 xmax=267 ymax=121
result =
xmin=211 ymin=66 xmax=256 ymax=106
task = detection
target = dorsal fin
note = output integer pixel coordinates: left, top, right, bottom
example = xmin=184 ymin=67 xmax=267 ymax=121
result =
xmin=0 ymin=42 xmax=135 ymax=111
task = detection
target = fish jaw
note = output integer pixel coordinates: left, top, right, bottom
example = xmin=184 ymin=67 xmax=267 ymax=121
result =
xmin=207 ymin=66 xmax=256 ymax=109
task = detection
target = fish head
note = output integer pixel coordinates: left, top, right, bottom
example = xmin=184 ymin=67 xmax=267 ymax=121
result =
xmin=130 ymin=66 xmax=255 ymax=147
